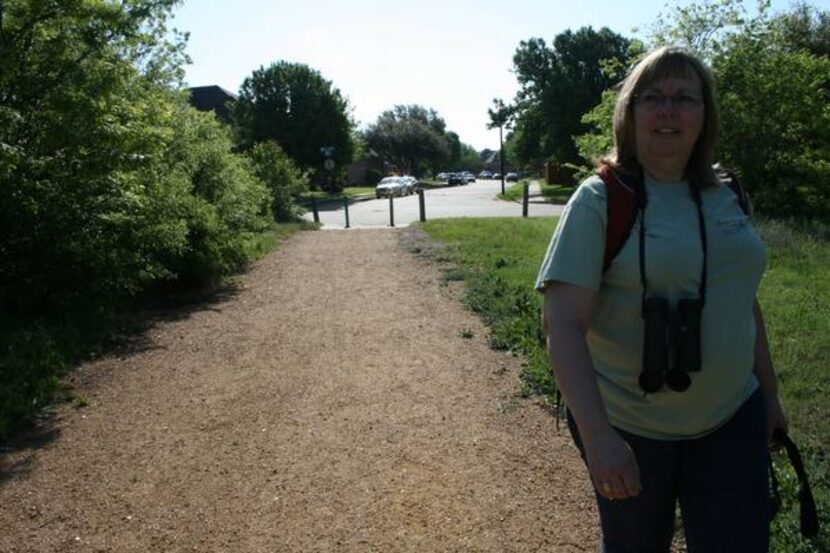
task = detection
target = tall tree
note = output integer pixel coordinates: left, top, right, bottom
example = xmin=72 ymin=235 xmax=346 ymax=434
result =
xmin=232 ymin=62 xmax=355 ymax=182
xmin=648 ymin=0 xmax=752 ymax=61
xmin=0 ymin=0 xmax=275 ymax=433
xmin=0 ymin=0 xmax=191 ymax=315
xmin=715 ymin=26 xmax=830 ymax=217
xmin=363 ymin=104 xmax=451 ymax=176
xmin=645 ymin=0 xmax=830 ymax=217
xmin=509 ymin=27 xmax=632 ymax=170
xmin=770 ymin=1 xmax=830 ymax=57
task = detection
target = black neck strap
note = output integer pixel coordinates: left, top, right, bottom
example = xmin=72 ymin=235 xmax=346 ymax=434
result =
xmin=638 ymin=180 xmax=708 ymax=315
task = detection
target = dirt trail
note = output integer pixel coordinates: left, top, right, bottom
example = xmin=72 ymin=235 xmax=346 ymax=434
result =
xmin=0 ymin=229 xmax=597 ymax=552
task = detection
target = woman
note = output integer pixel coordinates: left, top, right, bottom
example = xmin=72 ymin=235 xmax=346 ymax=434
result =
xmin=535 ymin=46 xmax=788 ymax=552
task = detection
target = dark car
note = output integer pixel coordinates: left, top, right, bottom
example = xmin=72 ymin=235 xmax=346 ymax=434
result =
xmin=447 ymin=172 xmax=465 ymax=186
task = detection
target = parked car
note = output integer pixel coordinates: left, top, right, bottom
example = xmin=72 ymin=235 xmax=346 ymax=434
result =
xmin=400 ymin=175 xmax=418 ymax=194
xmin=461 ymin=171 xmax=476 ymax=183
xmin=492 ymin=172 xmax=502 ymax=180
xmin=506 ymin=172 xmax=519 ymax=182
xmin=478 ymin=170 xmax=493 ymax=179
xmin=447 ymin=172 xmax=465 ymax=186
xmin=436 ymin=172 xmax=449 ymax=181
xmin=376 ymin=176 xmax=406 ymax=198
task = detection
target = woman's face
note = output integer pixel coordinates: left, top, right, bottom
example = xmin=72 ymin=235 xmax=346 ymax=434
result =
xmin=633 ymin=71 xmax=705 ymax=180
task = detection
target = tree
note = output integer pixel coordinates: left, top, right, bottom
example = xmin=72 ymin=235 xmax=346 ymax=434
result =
xmin=770 ymin=1 xmax=830 ymax=57
xmin=715 ymin=30 xmax=830 ymax=217
xmin=573 ymin=89 xmax=618 ymax=175
xmin=644 ymin=0 xmax=830 ymax=217
xmin=0 ymin=0 xmax=190 ymax=316
xmin=509 ymin=27 xmax=633 ymax=170
xmin=648 ymin=0 xmax=755 ymax=61
xmin=0 ymin=0 xmax=275 ymax=434
xmin=249 ymin=141 xmax=309 ymax=222
xmin=232 ymin=62 xmax=355 ymax=185
xmin=363 ymin=104 xmax=451 ymax=176
xmin=487 ymin=98 xmax=512 ymax=191
xmin=456 ymin=143 xmax=484 ymax=173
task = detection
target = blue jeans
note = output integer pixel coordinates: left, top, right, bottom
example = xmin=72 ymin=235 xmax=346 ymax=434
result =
xmin=568 ymin=390 xmax=770 ymax=553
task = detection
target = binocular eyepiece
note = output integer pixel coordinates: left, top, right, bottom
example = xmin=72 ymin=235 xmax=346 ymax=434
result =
xmin=639 ymin=297 xmax=702 ymax=393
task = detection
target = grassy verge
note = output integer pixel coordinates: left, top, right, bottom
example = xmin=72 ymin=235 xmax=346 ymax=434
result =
xmin=496 ymin=180 xmax=529 ymax=202
xmin=416 ymin=216 xmax=829 ymax=552
xmin=300 ymin=187 xmax=375 ymax=201
xmin=497 ymin=181 xmax=576 ymax=205
xmin=241 ymin=221 xmax=319 ymax=261
xmin=0 ymin=222 xmax=314 ymax=440
xmin=416 ymin=217 xmax=558 ymax=398
xmin=417 ymin=179 xmax=446 ymax=190
xmin=540 ymin=183 xmax=577 ymax=204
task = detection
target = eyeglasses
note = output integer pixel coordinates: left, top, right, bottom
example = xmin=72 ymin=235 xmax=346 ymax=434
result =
xmin=634 ymin=91 xmax=704 ymax=111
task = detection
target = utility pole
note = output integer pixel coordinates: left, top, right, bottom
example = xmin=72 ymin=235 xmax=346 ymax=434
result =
xmin=499 ymin=126 xmax=505 ymax=195
xmin=487 ymin=98 xmax=512 ymax=196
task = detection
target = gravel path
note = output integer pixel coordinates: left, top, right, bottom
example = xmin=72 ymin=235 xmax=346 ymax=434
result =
xmin=0 ymin=228 xmax=598 ymax=552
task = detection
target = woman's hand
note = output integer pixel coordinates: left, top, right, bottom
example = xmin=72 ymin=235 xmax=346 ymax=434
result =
xmin=583 ymin=428 xmax=642 ymax=500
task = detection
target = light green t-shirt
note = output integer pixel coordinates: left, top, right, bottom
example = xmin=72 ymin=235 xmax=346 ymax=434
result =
xmin=536 ymin=174 xmax=766 ymax=440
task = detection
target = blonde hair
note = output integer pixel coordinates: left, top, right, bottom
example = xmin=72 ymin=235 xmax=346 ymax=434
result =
xmin=601 ymin=46 xmax=720 ymax=187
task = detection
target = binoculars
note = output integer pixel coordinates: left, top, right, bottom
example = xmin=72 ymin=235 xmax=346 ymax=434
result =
xmin=640 ymin=297 xmax=702 ymax=393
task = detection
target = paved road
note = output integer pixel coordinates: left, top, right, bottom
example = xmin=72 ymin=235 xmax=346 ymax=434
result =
xmin=303 ymin=179 xmax=566 ymax=229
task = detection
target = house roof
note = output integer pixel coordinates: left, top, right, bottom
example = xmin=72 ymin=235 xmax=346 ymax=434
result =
xmin=188 ymin=86 xmax=238 ymax=123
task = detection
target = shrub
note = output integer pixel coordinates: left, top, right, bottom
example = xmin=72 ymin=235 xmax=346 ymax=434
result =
xmin=249 ymin=141 xmax=310 ymax=222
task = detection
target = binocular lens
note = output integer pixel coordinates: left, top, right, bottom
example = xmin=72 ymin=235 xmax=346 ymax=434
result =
xmin=639 ymin=369 xmax=664 ymax=394
xmin=665 ymin=369 xmax=692 ymax=392
xmin=640 ymin=297 xmax=702 ymax=393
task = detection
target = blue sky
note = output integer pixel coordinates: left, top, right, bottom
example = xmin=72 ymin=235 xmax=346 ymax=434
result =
xmin=172 ymin=0 xmax=818 ymax=151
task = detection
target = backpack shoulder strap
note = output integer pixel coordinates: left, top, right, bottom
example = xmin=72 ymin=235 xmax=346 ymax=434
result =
xmin=597 ymin=165 xmax=639 ymax=272
xmin=714 ymin=166 xmax=752 ymax=216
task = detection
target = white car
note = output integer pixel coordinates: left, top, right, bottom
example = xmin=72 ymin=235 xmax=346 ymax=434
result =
xmin=400 ymin=175 xmax=418 ymax=194
xmin=375 ymin=176 xmax=407 ymax=198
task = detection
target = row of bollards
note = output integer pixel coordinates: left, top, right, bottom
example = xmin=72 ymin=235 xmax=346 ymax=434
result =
xmin=309 ymin=196 xmax=351 ymax=227
xmin=310 ymin=184 xmax=532 ymax=228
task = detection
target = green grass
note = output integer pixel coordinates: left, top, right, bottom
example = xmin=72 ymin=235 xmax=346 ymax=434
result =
xmin=540 ymin=183 xmax=577 ymax=204
xmin=496 ymin=181 xmax=576 ymax=205
xmin=496 ymin=180 xmax=529 ymax=202
xmin=417 ymin=179 xmax=446 ymax=190
xmin=242 ymin=221 xmax=319 ymax=261
xmin=417 ymin=216 xmax=829 ymax=551
xmin=417 ymin=217 xmax=559 ymax=397
xmin=300 ymin=187 xmax=375 ymax=201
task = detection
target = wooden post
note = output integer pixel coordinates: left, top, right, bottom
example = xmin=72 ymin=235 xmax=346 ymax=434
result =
xmin=418 ymin=188 xmax=426 ymax=222
xmin=389 ymin=195 xmax=395 ymax=227
xmin=344 ymin=196 xmax=350 ymax=228
xmin=522 ymin=183 xmax=529 ymax=217
xmin=311 ymin=197 xmax=319 ymax=223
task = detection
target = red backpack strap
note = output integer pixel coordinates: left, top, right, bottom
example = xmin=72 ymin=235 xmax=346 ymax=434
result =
xmin=597 ymin=165 xmax=639 ymax=272
xmin=714 ymin=166 xmax=751 ymax=216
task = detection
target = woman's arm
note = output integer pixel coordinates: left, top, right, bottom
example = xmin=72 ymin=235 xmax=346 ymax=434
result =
xmin=752 ymin=298 xmax=788 ymax=444
xmin=544 ymin=282 xmax=641 ymax=499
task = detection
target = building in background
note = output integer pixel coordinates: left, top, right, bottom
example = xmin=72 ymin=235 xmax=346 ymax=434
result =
xmin=188 ymin=86 xmax=237 ymax=124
